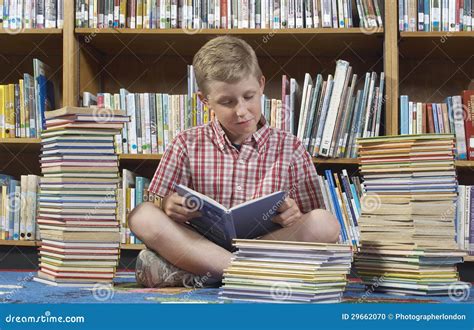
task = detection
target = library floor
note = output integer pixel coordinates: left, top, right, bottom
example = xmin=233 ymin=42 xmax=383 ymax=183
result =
xmin=0 ymin=271 xmax=473 ymax=304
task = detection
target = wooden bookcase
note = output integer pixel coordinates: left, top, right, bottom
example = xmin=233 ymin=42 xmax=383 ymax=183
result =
xmin=0 ymin=1 xmax=473 ymax=258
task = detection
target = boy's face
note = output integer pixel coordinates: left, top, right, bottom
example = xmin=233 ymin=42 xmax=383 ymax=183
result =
xmin=201 ymin=75 xmax=265 ymax=145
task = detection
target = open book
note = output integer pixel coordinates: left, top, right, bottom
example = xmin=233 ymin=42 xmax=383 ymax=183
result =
xmin=175 ymin=184 xmax=286 ymax=251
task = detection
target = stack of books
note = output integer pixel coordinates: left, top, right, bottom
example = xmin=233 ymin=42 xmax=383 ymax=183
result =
xmin=34 ymin=106 xmax=127 ymax=287
xmin=355 ymin=134 xmax=470 ymax=295
xmin=219 ymin=239 xmax=353 ymax=303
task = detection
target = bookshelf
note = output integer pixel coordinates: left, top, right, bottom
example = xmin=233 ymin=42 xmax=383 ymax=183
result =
xmin=0 ymin=1 xmax=473 ymax=261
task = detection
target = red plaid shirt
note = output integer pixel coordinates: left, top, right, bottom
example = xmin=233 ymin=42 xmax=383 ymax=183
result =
xmin=148 ymin=116 xmax=323 ymax=213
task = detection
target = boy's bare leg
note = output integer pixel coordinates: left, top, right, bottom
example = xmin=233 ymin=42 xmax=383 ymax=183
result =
xmin=259 ymin=209 xmax=341 ymax=243
xmin=129 ymin=202 xmax=232 ymax=279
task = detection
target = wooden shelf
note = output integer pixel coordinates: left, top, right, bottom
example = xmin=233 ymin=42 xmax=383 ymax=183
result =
xmin=0 ymin=240 xmax=38 ymax=247
xmin=119 ymin=154 xmax=162 ymax=161
xmin=76 ymin=27 xmax=384 ymax=35
xmin=0 ymin=138 xmax=41 ymax=144
xmin=398 ymin=31 xmax=474 ymax=60
xmin=400 ymin=31 xmax=474 ymax=38
xmin=0 ymin=29 xmax=63 ymax=55
xmin=120 ymin=244 xmax=146 ymax=250
xmin=0 ymin=28 xmax=62 ymax=34
xmin=0 ymin=138 xmax=41 ymax=154
xmin=0 ymin=240 xmax=145 ymax=251
xmin=455 ymin=161 xmax=474 ymax=169
xmin=313 ymin=158 xmax=359 ymax=165
xmin=76 ymin=28 xmax=384 ymax=57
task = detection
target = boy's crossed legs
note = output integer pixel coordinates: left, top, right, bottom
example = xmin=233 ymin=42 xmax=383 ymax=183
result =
xmin=128 ymin=202 xmax=340 ymax=287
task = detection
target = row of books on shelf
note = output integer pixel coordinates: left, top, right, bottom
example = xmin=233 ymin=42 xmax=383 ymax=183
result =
xmin=0 ymin=0 xmax=64 ymax=29
xmin=0 ymin=173 xmax=40 ymax=241
xmin=399 ymin=0 xmax=474 ymax=32
xmin=295 ymin=60 xmax=384 ymax=158
xmin=80 ymin=60 xmax=384 ymax=159
xmin=0 ymin=167 xmax=362 ymax=247
xmin=75 ymin=0 xmax=384 ymax=29
xmin=83 ymin=90 xmax=214 ymax=155
xmin=457 ymin=185 xmax=474 ymax=255
xmin=399 ymin=91 xmax=474 ymax=160
xmin=318 ymin=169 xmax=362 ymax=249
xmin=0 ymin=169 xmax=472 ymax=256
xmin=0 ymin=58 xmax=59 ymax=139
xmin=119 ymin=169 xmax=147 ymax=244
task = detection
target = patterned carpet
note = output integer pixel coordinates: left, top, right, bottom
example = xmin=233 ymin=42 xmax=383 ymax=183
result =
xmin=0 ymin=271 xmax=472 ymax=304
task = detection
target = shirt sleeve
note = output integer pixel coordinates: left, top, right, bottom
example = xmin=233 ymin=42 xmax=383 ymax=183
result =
xmin=148 ymin=135 xmax=192 ymax=199
xmin=287 ymin=139 xmax=324 ymax=213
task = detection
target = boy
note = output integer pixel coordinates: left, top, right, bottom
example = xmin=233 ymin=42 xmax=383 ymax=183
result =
xmin=129 ymin=36 xmax=340 ymax=288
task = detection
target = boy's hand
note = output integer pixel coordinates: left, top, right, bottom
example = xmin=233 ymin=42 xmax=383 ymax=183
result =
xmin=272 ymin=197 xmax=302 ymax=227
xmin=162 ymin=192 xmax=202 ymax=224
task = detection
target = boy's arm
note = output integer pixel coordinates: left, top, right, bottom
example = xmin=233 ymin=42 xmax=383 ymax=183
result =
xmin=147 ymin=135 xmax=192 ymax=210
xmin=288 ymin=139 xmax=324 ymax=213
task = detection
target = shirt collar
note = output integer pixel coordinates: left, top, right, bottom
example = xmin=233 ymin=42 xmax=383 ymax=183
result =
xmin=211 ymin=115 xmax=271 ymax=153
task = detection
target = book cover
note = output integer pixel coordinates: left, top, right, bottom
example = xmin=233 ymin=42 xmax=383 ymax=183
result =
xmin=175 ymin=184 xmax=286 ymax=251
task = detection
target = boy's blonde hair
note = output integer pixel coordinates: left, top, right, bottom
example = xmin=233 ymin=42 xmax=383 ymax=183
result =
xmin=192 ymin=36 xmax=263 ymax=96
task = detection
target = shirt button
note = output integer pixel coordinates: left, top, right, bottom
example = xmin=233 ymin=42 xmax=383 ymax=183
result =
xmin=236 ymin=185 xmax=242 ymax=191
xmin=239 ymin=159 xmax=245 ymax=165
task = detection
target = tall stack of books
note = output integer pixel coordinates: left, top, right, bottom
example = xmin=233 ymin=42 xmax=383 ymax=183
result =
xmin=34 ymin=106 xmax=127 ymax=287
xmin=219 ymin=239 xmax=353 ymax=303
xmin=355 ymin=134 xmax=470 ymax=295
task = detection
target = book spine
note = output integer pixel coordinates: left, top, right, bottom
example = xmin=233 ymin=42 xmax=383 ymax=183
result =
xmin=126 ymin=94 xmax=137 ymax=154
xmin=462 ymin=91 xmax=474 ymax=160
xmin=324 ymin=170 xmax=347 ymax=243
xmin=470 ymin=186 xmax=474 ymax=254
xmin=453 ymin=95 xmax=467 ymax=159
xmin=313 ymin=77 xmax=334 ymax=156
xmin=163 ymin=94 xmax=169 ymax=150
xmin=418 ymin=0 xmax=425 ymax=29
xmin=465 ymin=184 xmax=470 ymax=250
xmin=0 ymin=185 xmax=5 ymax=240
xmin=7 ymin=84 xmax=15 ymax=137
xmin=329 ymin=67 xmax=352 ymax=156
xmin=0 ymin=85 xmax=4 ymax=138
xmin=14 ymin=83 xmax=20 ymax=138
xmin=319 ymin=60 xmax=349 ymax=157
xmin=156 ymin=94 xmax=164 ymax=154
xmin=12 ymin=184 xmax=20 ymax=240
xmin=417 ymin=102 xmax=423 ymax=134
xmin=334 ymin=173 xmax=357 ymax=247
